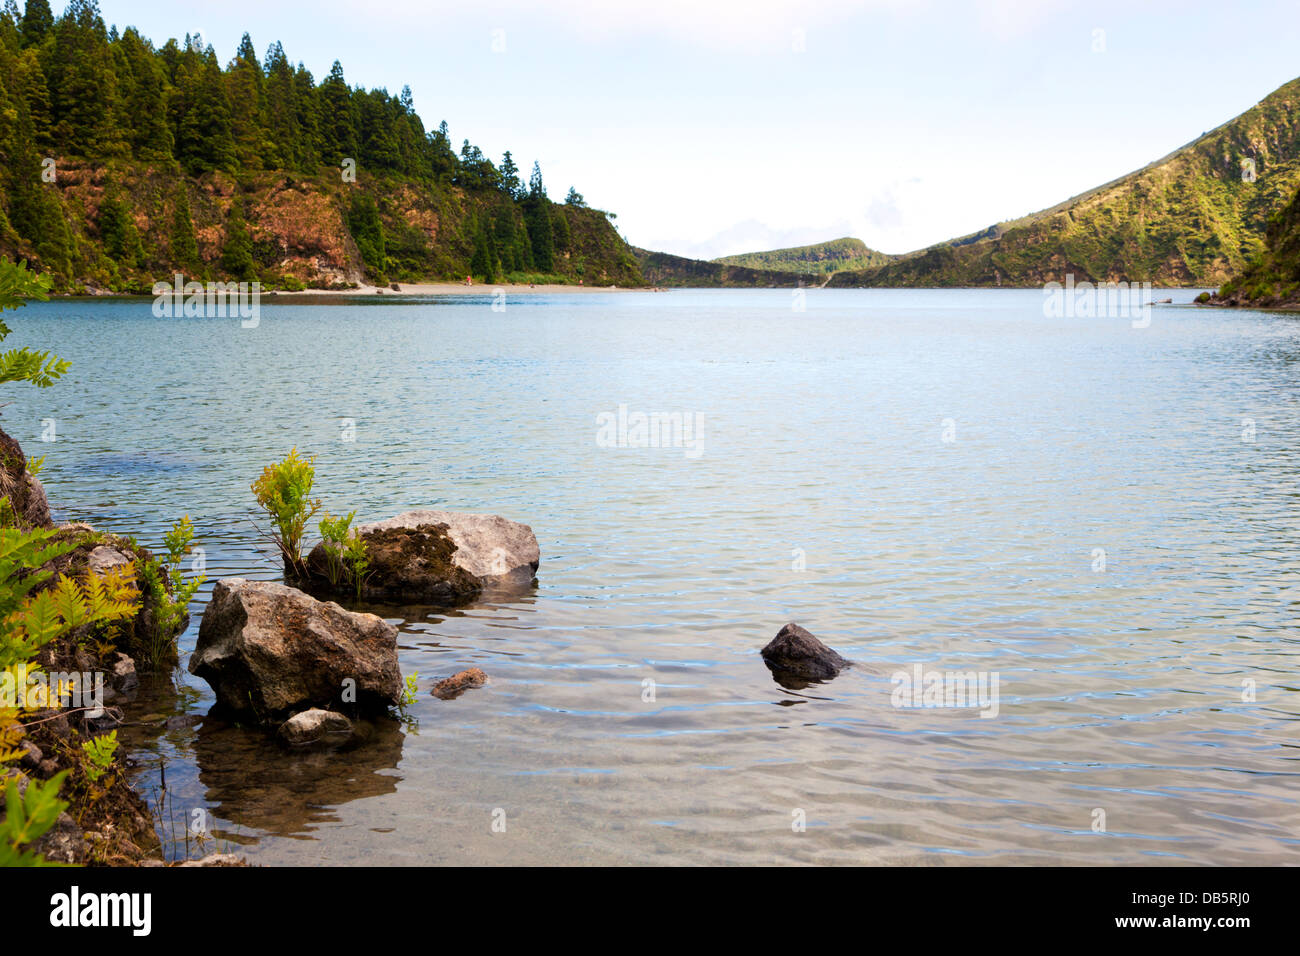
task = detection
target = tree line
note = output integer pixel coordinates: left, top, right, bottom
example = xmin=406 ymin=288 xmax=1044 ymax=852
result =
xmin=0 ymin=0 xmax=596 ymax=284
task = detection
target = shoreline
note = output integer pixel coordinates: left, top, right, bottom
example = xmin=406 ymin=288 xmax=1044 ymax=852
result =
xmin=285 ymin=281 xmax=650 ymax=296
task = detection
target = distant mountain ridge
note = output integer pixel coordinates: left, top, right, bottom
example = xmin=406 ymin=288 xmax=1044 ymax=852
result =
xmin=633 ymin=247 xmax=820 ymax=288
xmin=713 ymin=237 xmax=891 ymax=275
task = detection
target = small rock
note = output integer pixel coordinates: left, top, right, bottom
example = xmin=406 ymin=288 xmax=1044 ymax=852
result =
xmin=31 ymin=811 xmax=88 ymax=864
xmin=87 ymin=545 xmax=132 ymax=575
xmin=432 ymin=667 xmax=488 ymax=700
xmin=111 ymin=653 xmax=138 ymax=694
xmin=760 ymin=623 xmax=851 ymax=686
xmin=277 ymin=708 xmax=355 ymax=746
xmin=18 ymin=740 xmax=42 ymax=770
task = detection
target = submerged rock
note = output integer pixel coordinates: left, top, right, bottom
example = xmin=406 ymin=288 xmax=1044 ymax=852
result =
xmin=189 ymin=579 xmax=402 ymax=721
xmin=277 ymin=708 xmax=355 ymax=747
xmin=302 ymin=509 xmax=540 ymax=605
xmin=760 ymin=623 xmax=851 ymax=687
xmin=432 ymin=667 xmax=488 ymax=700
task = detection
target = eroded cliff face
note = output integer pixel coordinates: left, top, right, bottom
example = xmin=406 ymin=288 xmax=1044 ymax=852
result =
xmin=4 ymin=159 xmax=642 ymax=291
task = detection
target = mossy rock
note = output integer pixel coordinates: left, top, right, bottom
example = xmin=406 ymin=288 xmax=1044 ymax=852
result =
xmin=32 ymin=524 xmax=189 ymax=670
xmin=299 ymin=523 xmax=482 ymax=606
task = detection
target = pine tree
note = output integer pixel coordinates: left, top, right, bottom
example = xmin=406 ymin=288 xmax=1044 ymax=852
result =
xmin=115 ymin=27 xmax=172 ymax=159
xmin=221 ymin=197 xmax=256 ymax=280
xmin=291 ymin=62 xmax=323 ymax=170
xmin=19 ymin=0 xmax=52 ymax=48
xmin=170 ymin=43 xmax=237 ymax=172
xmin=97 ymin=189 xmax=141 ymax=266
xmin=225 ymin=32 xmax=267 ymax=168
xmin=346 ymin=193 xmax=386 ymax=277
xmin=524 ymin=163 xmax=554 ymax=272
xmin=493 ymin=201 xmax=520 ymax=273
xmin=169 ymin=187 xmax=199 ymax=273
xmin=318 ymin=60 xmax=358 ymax=165
xmin=44 ymin=0 xmax=127 ymax=157
xmin=500 ymin=151 xmax=521 ymax=200
xmin=551 ymin=207 xmax=571 ymax=253
xmin=469 ymin=214 xmax=496 ymax=283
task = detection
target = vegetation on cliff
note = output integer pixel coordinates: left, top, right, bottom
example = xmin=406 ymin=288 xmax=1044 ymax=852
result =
xmin=1204 ymin=183 xmax=1300 ymax=309
xmin=0 ymin=0 xmax=642 ymax=291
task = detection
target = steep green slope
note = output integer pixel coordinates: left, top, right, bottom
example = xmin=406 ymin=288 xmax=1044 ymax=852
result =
xmin=829 ymin=75 xmax=1300 ymax=288
xmin=1204 ymin=183 xmax=1300 ymax=308
xmin=714 ymin=237 xmax=892 ymax=274
xmin=634 ymin=247 xmax=821 ymax=287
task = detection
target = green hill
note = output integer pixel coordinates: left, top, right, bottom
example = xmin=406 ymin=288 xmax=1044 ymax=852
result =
xmin=0 ymin=2 xmax=642 ymax=291
xmin=1204 ymin=183 xmax=1300 ymax=309
xmin=633 ymin=247 xmax=821 ymax=288
xmin=828 ymin=75 xmax=1300 ymax=288
xmin=713 ymin=237 xmax=892 ymax=274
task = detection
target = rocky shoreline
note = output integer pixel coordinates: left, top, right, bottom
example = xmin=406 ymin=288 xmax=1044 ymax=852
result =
xmin=2 ymin=424 xmax=860 ymax=867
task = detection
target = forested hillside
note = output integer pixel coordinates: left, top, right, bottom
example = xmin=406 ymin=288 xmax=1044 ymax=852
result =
xmin=0 ymin=0 xmax=643 ymax=290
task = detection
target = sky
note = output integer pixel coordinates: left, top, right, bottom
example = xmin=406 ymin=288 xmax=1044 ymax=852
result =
xmin=89 ymin=0 xmax=1300 ymax=259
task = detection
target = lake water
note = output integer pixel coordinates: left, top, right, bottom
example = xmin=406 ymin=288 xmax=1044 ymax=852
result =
xmin=7 ymin=288 xmax=1300 ymax=865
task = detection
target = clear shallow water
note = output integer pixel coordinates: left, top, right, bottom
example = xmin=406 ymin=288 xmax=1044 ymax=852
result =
xmin=7 ymin=288 xmax=1300 ymax=865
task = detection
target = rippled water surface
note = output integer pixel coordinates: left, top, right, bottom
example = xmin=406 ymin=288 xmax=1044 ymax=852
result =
xmin=8 ymin=288 xmax=1300 ymax=865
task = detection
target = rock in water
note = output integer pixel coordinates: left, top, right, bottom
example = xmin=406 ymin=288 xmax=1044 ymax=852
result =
xmin=303 ymin=509 xmax=540 ymax=605
xmin=277 ymin=708 xmax=355 ymax=747
xmin=189 ymin=579 xmax=402 ymax=720
xmin=760 ymin=623 xmax=851 ymax=685
xmin=432 ymin=667 xmax=488 ymax=700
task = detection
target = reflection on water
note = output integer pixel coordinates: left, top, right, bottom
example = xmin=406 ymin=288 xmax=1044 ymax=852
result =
xmin=191 ymin=716 xmax=404 ymax=841
xmin=11 ymin=288 xmax=1300 ymax=865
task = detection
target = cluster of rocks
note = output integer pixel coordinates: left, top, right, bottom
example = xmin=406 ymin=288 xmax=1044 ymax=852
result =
xmin=188 ymin=510 xmax=537 ymax=744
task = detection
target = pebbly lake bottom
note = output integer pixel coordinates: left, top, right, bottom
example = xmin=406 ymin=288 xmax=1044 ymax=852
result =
xmin=8 ymin=287 xmax=1300 ymax=865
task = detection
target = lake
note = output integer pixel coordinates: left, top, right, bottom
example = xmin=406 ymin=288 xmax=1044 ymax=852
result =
xmin=7 ymin=287 xmax=1299 ymax=865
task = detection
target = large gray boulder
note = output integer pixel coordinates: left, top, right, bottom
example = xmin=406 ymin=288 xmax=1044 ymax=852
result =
xmin=189 ymin=579 xmax=402 ymax=720
xmin=760 ymin=623 xmax=851 ymax=687
xmin=302 ymin=509 xmax=540 ymax=605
